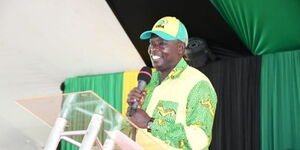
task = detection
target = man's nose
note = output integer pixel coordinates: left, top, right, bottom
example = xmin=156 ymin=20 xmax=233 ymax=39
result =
xmin=150 ymin=44 xmax=159 ymax=52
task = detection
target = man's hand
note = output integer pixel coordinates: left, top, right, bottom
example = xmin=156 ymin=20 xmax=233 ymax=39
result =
xmin=129 ymin=108 xmax=151 ymax=128
xmin=127 ymin=87 xmax=145 ymax=105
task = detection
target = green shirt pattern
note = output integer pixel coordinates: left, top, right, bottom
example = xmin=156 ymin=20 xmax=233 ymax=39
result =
xmin=142 ymin=59 xmax=217 ymax=150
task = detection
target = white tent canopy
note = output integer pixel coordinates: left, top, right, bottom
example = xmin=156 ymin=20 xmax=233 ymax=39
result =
xmin=0 ymin=0 xmax=145 ymax=149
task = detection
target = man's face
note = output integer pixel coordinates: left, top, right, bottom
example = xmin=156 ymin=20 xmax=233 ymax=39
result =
xmin=148 ymin=35 xmax=184 ymax=72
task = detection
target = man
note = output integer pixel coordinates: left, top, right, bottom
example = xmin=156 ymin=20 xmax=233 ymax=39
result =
xmin=127 ymin=16 xmax=217 ymax=150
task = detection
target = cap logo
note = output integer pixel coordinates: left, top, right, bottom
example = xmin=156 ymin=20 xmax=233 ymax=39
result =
xmin=155 ymin=20 xmax=167 ymax=29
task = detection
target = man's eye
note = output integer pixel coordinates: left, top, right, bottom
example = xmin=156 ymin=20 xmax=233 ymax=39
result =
xmin=159 ymin=42 xmax=166 ymax=46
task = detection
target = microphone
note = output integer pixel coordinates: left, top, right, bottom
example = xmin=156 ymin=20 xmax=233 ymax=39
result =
xmin=127 ymin=66 xmax=152 ymax=117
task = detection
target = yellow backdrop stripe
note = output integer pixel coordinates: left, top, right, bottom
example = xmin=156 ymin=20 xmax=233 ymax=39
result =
xmin=122 ymin=70 xmax=139 ymax=115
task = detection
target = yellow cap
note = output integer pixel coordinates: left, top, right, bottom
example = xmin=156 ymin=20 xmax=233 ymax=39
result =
xmin=140 ymin=16 xmax=188 ymax=45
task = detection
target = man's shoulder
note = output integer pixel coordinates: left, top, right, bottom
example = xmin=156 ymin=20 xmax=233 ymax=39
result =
xmin=184 ymin=66 xmax=209 ymax=81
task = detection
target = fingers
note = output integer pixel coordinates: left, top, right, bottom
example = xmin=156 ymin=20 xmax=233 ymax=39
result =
xmin=127 ymin=87 xmax=144 ymax=104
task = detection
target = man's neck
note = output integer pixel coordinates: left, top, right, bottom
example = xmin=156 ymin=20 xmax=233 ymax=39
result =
xmin=159 ymin=70 xmax=171 ymax=82
xmin=158 ymin=64 xmax=177 ymax=82
xmin=157 ymin=58 xmax=184 ymax=82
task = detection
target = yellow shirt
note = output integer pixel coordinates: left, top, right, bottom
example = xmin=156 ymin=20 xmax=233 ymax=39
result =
xmin=137 ymin=59 xmax=217 ymax=150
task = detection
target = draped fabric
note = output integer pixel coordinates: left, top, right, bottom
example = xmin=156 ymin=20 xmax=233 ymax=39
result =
xmin=63 ymin=73 xmax=123 ymax=111
xmin=209 ymin=0 xmax=300 ymax=149
xmin=60 ymin=72 xmax=123 ymax=150
xmin=199 ymin=56 xmax=261 ymax=150
xmin=210 ymin=0 xmax=300 ymax=55
xmin=57 ymin=50 xmax=300 ymax=150
xmin=261 ymin=50 xmax=300 ymax=150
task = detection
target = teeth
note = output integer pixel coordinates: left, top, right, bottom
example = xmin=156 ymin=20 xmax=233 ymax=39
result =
xmin=152 ymin=55 xmax=160 ymax=60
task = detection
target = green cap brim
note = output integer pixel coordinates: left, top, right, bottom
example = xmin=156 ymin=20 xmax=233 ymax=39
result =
xmin=140 ymin=30 xmax=177 ymax=41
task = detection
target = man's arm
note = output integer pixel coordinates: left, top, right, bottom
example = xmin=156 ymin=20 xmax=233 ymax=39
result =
xmin=185 ymin=80 xmax=217 ymax=149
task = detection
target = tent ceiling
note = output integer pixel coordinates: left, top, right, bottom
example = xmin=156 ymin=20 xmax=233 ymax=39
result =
xmin=0 ymin=0 xmax=144 ymax=149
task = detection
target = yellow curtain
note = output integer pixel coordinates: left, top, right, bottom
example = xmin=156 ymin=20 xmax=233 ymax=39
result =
xmin=122 ymin=69 xmax=163 ymax=150
xmin=122 ymin=70 xmax=139 ymax=115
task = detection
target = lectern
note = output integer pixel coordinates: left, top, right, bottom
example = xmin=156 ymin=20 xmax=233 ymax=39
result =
xmin=17 ymin=91 xmax=165 ymax=150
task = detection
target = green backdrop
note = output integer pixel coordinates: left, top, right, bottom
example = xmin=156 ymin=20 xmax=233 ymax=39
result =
xmin=210 ymin=0 xmax=300 ymax=55
xmin=61 ymin=72 xmax=123 ymax=150
xmin=261 ymin=50 xmax=300 ymax=150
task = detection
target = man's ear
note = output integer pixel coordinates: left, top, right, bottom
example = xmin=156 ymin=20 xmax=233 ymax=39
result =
xmin=178 ymin=42 xmax=186 ymax=56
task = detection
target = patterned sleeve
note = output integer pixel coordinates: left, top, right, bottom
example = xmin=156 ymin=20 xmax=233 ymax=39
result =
xmin=186 ymin=80 xmax=218 ymax=146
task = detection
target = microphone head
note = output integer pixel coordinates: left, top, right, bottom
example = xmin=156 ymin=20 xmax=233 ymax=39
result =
xmin=138 ymin=66 xmax=152 ymax=84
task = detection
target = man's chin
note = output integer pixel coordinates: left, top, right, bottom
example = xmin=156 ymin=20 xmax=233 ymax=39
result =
xmin=153 ymin=65 xmax=163 ymax=71
xmin=152 ymin=62 xmax=159 ymax=67
xmin=152 ymin=60 xmax=165 ymax=69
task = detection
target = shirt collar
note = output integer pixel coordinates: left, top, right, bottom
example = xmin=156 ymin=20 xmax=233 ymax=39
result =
xmin=167 ymin=58 xmax=188 ymax=80
xmin=152 ymin=58 xmax=188 ymax=83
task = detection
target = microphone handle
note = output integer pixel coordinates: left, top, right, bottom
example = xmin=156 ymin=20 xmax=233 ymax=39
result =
xmin=127 ymin=80 xmax=147 ymax=117
xmin=137 ymin=80 xmax=147 ymax=91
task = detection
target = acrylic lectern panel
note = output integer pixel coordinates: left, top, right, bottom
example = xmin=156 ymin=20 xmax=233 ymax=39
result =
xmin=16 ymin=91 xmax=166 ymax=150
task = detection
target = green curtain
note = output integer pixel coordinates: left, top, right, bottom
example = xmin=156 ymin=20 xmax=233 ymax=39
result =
xmin=210 ymin=0 xmax=300 ymax=55
xmin=261 ymin=50 xmax=300 ymax=150
xmin=60 ymin=72 xmax=123 ymax=150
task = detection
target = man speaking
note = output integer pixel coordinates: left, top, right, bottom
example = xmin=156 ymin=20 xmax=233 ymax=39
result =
xmin=127 ymin=16 xmax=217 ymax=150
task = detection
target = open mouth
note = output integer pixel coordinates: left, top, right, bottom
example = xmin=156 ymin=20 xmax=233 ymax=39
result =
xmin=151 ymin=55 xmax=161 ymax=60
